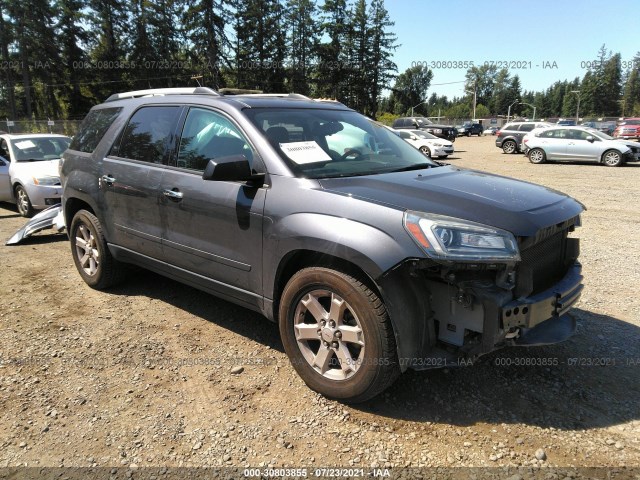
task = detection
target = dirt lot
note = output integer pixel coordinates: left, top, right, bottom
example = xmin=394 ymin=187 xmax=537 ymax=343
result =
xmin=0 ymin=136 xmax=639 ymax=475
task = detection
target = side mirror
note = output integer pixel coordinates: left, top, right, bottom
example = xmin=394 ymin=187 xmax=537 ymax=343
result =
xmin=0 ymin=158 xmax=6 ymax=166
xmin=586 ymin=135 xmax=595 ymax=143
xmin=202 ymin=155 xmax=264 ymax=184
xmin=410 ymin=135 xmax=418 ymax=140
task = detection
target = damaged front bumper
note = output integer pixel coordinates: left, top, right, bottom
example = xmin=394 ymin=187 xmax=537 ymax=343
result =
xmin=6 ymin=205 xmax=66 ymax=245
xmin=379 ymin=260 xmax=583 ymax=371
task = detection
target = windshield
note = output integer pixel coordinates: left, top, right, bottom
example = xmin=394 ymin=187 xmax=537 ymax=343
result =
xmin=411 ymin=130 xmax=438 ymax=140
xmin=245 ymin=109 xmax=439 ymax=179
xmin=415 ymin=118 xmax=434 ymax=126
xmin=590 ymin=130 xmax=614 ymax=140
xmin=10 ymin=137 xmax=70 ymax=162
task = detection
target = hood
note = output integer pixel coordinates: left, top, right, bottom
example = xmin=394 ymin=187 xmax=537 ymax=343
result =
xmin=12 ymin=159 xmax=61 ymax=178
xmin=318 ymin=166 xmax=584 ymax=237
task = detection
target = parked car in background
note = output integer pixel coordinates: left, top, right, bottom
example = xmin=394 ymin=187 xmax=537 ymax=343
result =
xmin=461 ymin=122 xmax=483 ymax=136
xmin=60 ymin=87 xmax=585 ymax=402
xmin=392 ymin=117 xmax=457 ymax=142
xmin=524 ymin=126 xmax=640 ymax=166
xmin=396 ymin=129 xmax=454 ymax=158
xmin=0 ymin=133 xmax=71 ymax=216
xmin=557 ymin=119 xmax=577 ymax=126
xmin=597 ymin=121 xmax=616 ymax=136
xmin=483 ymin=126 xmax=499 ymax=136
xmin=455 ymin=124 xmax=467 ymax=136
xmin=613 ymin=118 xmax=640 ymax=140
xmin=495 ymin=121 xmax=553 ymax=154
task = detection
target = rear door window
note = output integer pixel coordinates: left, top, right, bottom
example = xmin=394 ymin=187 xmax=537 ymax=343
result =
xmin=69 ymin=107 xmax=122 ymax=153
xmin=113 ymin=106 xmax=181 ymax=164
xmin=519 ymin=123 xmax=535 ymax=132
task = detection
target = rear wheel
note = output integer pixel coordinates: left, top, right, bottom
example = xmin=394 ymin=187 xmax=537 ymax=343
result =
xmin=419 ymin=146 xmax=431 ymax=157
xmin=279 ymin=267 xmax=399 ymax=403
xmin=602 ymin=149 xmax=623 ymax=167
xmin=15 ymin=185 xmax=34 ymax=217
xmin=69 ymin=210 xmax=124 ymax=289
xmin=528 ymin=148 xmax=546 ymax=164
xmin=502 ymin=140 xmax=517 ymax=154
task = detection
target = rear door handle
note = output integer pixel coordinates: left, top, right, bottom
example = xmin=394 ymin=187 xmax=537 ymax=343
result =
xmin=163 ymin=188 xmax=183 ymax=202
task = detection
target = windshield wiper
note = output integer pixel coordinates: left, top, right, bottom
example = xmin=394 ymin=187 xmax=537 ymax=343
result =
xmin=389 ymin=162 xmax=435 ymax=173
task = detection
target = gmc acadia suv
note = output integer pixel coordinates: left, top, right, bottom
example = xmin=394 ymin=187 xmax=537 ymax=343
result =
xmin=61 ymin=88 xmax=584 ymax=402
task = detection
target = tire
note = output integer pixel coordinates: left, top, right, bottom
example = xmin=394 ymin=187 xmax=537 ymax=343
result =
xmin=502 ymin=140 xmax=517 ymax=154
xmin=69 ymin=209 xmax=124 ymax=289
xmin=528 ymin=148 xmax=546 ymax=164
xmin=279 ymin=267 xmax=400 ymax=403
xmin=14 ymin=185 xmax=34 ymax=217
xmin=466 ymin=131 xmax=471 ymax=137
xmin=602 ymin=149 xmax=623 ymax=167
xmin=419 ymin=146 xmax=431 ymax=157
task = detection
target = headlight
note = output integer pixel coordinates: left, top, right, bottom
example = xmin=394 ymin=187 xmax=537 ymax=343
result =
xmin=404 ymin=211 xmax=520 ymax=261
xmin=33 ymin=176 xmax=60 ymax=186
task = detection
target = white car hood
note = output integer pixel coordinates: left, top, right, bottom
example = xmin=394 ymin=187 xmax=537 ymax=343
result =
xmin=10 ymin=159 xmax=60 ymax=178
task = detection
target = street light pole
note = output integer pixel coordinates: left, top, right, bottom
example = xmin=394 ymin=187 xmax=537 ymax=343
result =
xmin=519 ymin=101 xmax=537 ymax=121
xmin=410 ymin=100 xmax=427 ymax=117
xmin=506 ymin=99 xmax=520 ymax=123
xmin=571 ymin=90 xmax=581 ymax=124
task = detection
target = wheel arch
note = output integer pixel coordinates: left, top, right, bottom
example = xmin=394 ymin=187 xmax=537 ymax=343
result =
xmin=64 ymin=196 xmax=96 ymax=229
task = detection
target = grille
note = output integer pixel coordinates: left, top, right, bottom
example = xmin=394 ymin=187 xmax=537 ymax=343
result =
xmin=516 ymin=230 xmax=569 ymax=297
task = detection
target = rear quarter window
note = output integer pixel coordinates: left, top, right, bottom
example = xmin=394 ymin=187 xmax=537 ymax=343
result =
xmin=69 ymin=107 xmax=122 ymax=153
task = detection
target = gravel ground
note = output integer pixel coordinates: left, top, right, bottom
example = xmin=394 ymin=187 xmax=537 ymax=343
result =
xmin=0 ymin=136 xmax=638 ymax=475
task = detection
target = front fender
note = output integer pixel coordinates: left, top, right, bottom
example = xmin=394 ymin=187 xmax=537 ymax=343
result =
xmin=265 ymin=212 xmax=420 ymax=297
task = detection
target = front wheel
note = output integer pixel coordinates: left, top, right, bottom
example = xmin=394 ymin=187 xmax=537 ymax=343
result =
xmin=528 ymin=148 xmax=546 ymax=164
xmin=15 ymin=185 xmax=34 ymax=217
xmin=419 ymin=146 xmax=431 ymax=157
xmin=602 ymin=149 xmax=623 ymax=167
xmin=502 ymin=140 xmax=517 ymax=154
xmin=279 ymin=267 xmax=399 ymax=403
xmin=69 ymin=210 xmax=125 ymax=289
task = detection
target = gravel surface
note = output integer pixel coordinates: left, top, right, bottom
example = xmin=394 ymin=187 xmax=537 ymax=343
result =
xmin=0 ymin=136 xmax=638 ymax=473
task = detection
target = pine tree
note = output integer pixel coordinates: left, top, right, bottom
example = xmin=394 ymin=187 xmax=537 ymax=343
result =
xmin=365 ymin=0 xmax=397 ymax=117
xmin=0 ymin=0 xmax=17 ymax=118
xmin=316 ymin=0 xmax=348 ymax=99
xmin=622 ymin=52 xmax=640 ymax=116
xmin=285 ymin=0 xmax=319 ymax=95
xmin=56 ymin=0 xmax=92 ymax=117
xmin=183 ymin=0 xmax=230 ymax=88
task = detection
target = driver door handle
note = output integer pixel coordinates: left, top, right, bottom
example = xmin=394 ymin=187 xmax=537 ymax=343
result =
xmin=163 ymin=188 xmax=183 ymax=202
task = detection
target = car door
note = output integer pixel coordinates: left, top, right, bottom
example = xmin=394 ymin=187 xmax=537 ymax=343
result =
xmin=0 ymin=138 xmax=12 ymax=202
xmin=159 ymin=106 xmax=266 ymax=307
xmin=101 ymin=105 xmax=182 ymax=259
xmin=534 ymin=129 xmax=569 ymax=160
xmin=565 ymin=129 xmax=600 ymax=162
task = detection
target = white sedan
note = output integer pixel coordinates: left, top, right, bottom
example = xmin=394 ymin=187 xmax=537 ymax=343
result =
xmin=0 ymin=134 xmax=71 ymax=216
xmin=396 ymin=129 xmax=454 ymax=158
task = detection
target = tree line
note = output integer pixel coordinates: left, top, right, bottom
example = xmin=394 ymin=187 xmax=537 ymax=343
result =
xmin=386 ymin=45 xmax=640 ymax=121
xmin=0 ymin=0 xmax=396 ymax=120
xmin=1 ymin=0 xmax=639 ymax=124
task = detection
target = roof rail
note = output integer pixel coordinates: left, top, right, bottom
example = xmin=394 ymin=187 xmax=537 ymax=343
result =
xmin=105 ymin=87 xmax=220 ymax=102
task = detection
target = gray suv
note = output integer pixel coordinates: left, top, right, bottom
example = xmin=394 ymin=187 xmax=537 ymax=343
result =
xmin=61 ymin=88 xmax=584 ymax=402
xmin=495 ymin=121 xmax=553 ymax=154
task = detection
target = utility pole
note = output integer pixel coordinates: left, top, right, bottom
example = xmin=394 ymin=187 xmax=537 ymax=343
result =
xmin=571 ymin=90 xmax=581 ymax=124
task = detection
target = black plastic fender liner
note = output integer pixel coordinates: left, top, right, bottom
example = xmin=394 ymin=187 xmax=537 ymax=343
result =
xmin=377 ymin=260 xmax=436 ymax=372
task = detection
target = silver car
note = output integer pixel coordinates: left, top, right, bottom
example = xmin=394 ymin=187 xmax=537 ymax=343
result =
xmin=0 ymin=134 xmax=71 ymax=216
xmin=524 ymin=126 xmax=640 ymax=167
